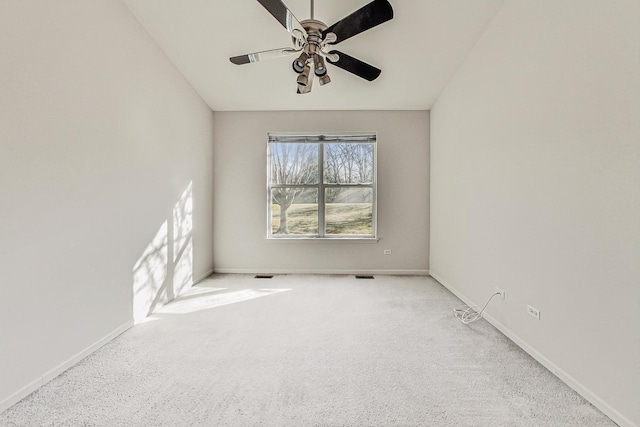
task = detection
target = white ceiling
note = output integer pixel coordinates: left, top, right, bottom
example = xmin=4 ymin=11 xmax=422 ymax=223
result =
xmin=123 ymin=0 xmax=505 ymax=111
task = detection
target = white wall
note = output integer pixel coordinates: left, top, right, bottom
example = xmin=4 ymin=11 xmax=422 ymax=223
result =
xmin=0 ymin=0 xmax=213 ymax=411
xmin=430 ymin=1 xmax=640 ymax=426
xmin=212 ymin=111 xmax=429 ymax=274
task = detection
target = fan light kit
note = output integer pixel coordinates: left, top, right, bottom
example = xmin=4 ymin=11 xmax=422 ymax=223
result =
xmin=230 ymin=0 xmax=394 ymax=94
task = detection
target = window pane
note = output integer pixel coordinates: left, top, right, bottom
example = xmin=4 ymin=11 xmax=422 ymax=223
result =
xmin=324 ymin=143 xmax=374 ymax=184
xmin=271 ymin=188 xmax=318 ymax=235
xmin=325 ymin=187 xmax=373 ymax=236
xmin=270 ymin=143 xmax=318 ymax=185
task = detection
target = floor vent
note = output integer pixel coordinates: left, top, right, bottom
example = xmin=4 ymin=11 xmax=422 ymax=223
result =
xmin=254 ymin=275 xmax=274 ymax=279
xmin=355 ymin=275 xmax=375 ymax=279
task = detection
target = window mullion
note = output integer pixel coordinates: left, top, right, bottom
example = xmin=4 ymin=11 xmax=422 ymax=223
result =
xmin=318 ymin=142 xmax=325 ymax=238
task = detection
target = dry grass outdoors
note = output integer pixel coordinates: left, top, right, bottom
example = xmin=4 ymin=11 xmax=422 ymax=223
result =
xmin=272 ymin=203 xmax=373 ymax=235
xmin=272 ymin=204 xmax=318 ymax=235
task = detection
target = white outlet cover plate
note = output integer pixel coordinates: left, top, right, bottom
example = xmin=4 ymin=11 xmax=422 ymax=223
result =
xmin=527 ymin=305 xmax=541 ymax=320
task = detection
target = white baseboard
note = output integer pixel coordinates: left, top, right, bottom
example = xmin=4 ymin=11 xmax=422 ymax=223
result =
xmin=193 ymin=268 xmax=214 ymax=284
xmin=429 ymin=270 xmax=636 ymax=427
xmin=213 ymin=268 xmax=430 ymax=276
xmin=42 ymin=321 xmax=133 ymax=385
xmin=0 ymin=320 xmax=134 ymax=415
xmin=0 ymin=378 xmax=42 ymax=415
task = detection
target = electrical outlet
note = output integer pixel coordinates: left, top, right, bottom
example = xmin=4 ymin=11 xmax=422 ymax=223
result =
xmin=383 ymin=249 xmax=392 ymax=255
xmin=527 ymin=305 xmax=541 ymax=320
xmin=495 ymin=287 xmax=505 ymax=299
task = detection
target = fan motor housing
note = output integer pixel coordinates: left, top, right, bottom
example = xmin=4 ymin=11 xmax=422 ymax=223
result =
xmin=297 ymin=20 xmax=327 ymax=62
xmin=293 ymin=19 xmax=327 ymax=46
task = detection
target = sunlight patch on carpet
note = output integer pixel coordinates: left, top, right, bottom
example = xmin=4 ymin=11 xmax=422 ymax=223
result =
xmin=156 ymin=288 xmax=291 ymax=315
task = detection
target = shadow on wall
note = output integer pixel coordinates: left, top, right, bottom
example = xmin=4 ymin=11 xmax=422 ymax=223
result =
xmin=132 ymin=182 xmax=194 ymax=323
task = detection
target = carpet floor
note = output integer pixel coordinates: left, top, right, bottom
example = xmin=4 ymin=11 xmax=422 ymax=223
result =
xmin=0 ymin=274 xmax=616 ymax=426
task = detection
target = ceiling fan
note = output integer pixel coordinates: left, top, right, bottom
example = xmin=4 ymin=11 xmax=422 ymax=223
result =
xmin=230 ymin=0 xmax=394 ymax=94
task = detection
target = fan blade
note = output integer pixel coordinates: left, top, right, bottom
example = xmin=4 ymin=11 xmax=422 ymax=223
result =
xmin=326 ymin=50 xmax=381 ymax=81
xmin=230 ymin=48 xmax=297 ymax=65
xmin=257 ymin=0 xmax=308 ymax=39
xmin=322 ymin=0 xmax=393 ymax=44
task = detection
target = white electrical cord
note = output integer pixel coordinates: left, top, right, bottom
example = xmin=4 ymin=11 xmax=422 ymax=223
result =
xmin=454 ymin=292 xmax=500 ymax=324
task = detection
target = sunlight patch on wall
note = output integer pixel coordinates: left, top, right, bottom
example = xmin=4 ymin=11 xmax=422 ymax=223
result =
xmin=172 ymin=182 xmax=194 ymax=298
xmin=173 ymin=182 xmax=193 ymax=261
xmin=173 ymin=237 xmax=193 ymax=298
xmin=132 ymin=221 xmax=168 ymax=322
xmin=132 ymin=181 xmax=196 ymax=323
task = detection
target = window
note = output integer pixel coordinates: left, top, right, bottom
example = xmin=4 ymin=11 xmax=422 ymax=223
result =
xmin=268 ymin=133 xmax=376 ymax=239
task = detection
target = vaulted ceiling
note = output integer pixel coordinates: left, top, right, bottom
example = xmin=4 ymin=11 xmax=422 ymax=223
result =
xmin=123 ymin=0 xmax=505 ymax=111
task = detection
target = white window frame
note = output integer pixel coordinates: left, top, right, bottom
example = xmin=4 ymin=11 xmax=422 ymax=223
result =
xmin=267 ymin=132 xmax=377 ymax=240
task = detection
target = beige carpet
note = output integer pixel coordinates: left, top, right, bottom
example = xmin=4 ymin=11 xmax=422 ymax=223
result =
xmin=0 ymin=274 xmax=615 ymax=426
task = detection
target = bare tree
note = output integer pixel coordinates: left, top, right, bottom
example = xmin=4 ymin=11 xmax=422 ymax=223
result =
xmin=355 ymin=144 xmax=374 ymax=183
xmin=324 ymin=143 xmax=374 ymax=203
xmin=271 ymin=143 xmax=317 ymax=234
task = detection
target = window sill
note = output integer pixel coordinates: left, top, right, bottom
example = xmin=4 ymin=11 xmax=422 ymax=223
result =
xmin=266 ymin=237 xmax=379 ymax=243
